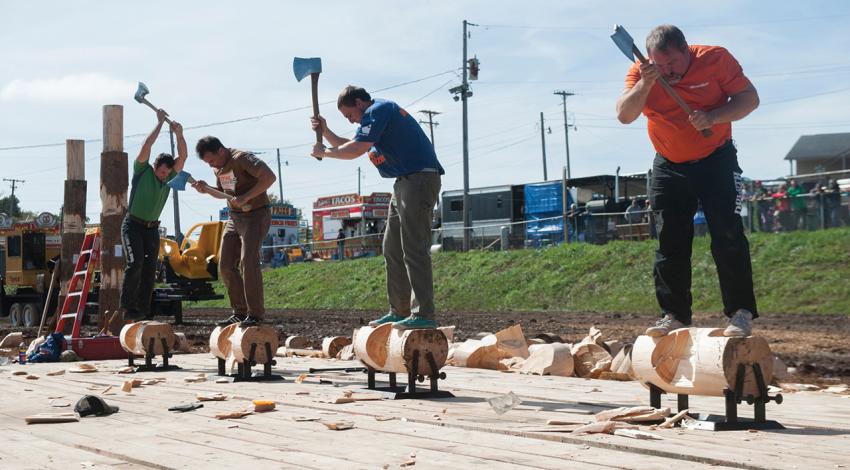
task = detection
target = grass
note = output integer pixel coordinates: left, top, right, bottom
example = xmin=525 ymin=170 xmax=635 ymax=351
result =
xmin=195 ymin=227 xmax=850 ymax=314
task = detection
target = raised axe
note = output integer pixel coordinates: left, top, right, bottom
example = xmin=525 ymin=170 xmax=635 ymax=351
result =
xmin=610 ymin=25 xmax=713 ymax=137
xmin=293 ymin=57 xmax=323 ymax=160
xmin=134 ymin=82 xmax=173 ymax=124
xmin=167 ymin=170 xmax=240 ymax=206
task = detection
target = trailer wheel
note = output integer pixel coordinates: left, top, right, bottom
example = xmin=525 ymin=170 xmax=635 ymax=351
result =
xmin=23 ymin=303 xmax=39 ymax=328
xmin=9 ymin=303 xmax=22 ymax=327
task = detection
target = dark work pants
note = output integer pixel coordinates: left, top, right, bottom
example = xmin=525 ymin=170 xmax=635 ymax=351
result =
xmin=650 ymin=141 xmax=758 ymax=324
xmin=120 ymin=216 xmax=160 ymax=315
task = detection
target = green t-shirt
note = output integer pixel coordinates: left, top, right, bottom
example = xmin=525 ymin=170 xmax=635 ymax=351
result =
xmin=128 ymin=161 xmax=176 ymax=222
xmin=786 ymin=185 xmax=807 ymax=210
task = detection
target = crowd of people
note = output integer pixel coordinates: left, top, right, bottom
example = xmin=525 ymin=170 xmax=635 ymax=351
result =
xmin=750 ymin=179 xmax=846 ymax=232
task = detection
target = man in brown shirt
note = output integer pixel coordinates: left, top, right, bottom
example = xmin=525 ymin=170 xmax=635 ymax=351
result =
xmin=193 ymin=136 xmax=276 ymax=327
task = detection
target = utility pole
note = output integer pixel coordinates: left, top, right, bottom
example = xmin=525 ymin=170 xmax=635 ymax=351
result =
xmin=169 ymin=128 xmax=182 ymax=245
xmin=539 ymin=112 xmax=548 ymax=181
xmin=3 ymin=178 xmax=25 ymax=199
xmin=450 ymin=20 xmax=477 ymax=251
xmin=357 ymin=167 xmax=361 ymax=195
xmin=554 ymin=90 xmax=575 ymax=179
xmin=276 ymin=148 xmax=286 ymax=202
xmin=418 ymin=110 xmax=441 ymax=147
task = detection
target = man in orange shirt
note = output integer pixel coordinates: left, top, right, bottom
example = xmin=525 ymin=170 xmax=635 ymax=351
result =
xmin=616 ymin=25 xmax=760 ymax=337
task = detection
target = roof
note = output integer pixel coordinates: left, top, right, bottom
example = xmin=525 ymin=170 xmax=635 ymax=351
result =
xmin=784 ymin=133 xmax=850 ymax=161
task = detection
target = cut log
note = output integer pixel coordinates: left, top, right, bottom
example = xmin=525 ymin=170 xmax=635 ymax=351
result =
xmin=632 ymin=328 xmax=774 ymax=397
xmin=494 ymin=324 xmax=529 ymax=359
xmin=209 ymin=324 xmax=239 ymax=360
xmin=285 ymin=335 xmax=309 ymax=349
xmin=230 ymin=326 xmax=279 ymax=364
xmin=0 ymin=332 xmax=23 ymax=349
xmin=276 ymin=347 xmax=324 ymax=358
xmin=520 ymin=343 xmax=574 ymax=377
xmin=173 ymin=332 xmax=190 ymax=353
xmin=120 ymin=321 xmax=176 ymax=356
xmin=450 ymin=337 xmax=500 ymax=369
xmin=610 ymin=343 xmax=634 ymax=376
xmin=322 ymin=336 xmax=352 ymax=359
xmin=571 ymin=342 xmax=613 ymax=378
xmin=337 ymin=344 xmax=355 ymax=360
xmin=354 ymin=324 xmax=449 ymax=375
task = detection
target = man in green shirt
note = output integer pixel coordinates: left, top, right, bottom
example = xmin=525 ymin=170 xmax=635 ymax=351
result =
xmin=120 ymin=110 xmax=187 ymax=321
xmin=786 ymin=179 xmax=807 ymax=230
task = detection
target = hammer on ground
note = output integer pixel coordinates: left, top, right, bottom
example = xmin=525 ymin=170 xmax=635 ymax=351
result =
xmin=134 ymin=82 xmax=174 ymax=124
xmin=167 ymin=170 xmax=235 ymax=202
xmin=293 ymin=57 xmax=324 ymax=160
xmin=610 ymin=25 xmax=713 ymax=137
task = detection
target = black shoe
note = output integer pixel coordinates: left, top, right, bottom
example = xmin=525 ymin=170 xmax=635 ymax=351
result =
xmin=124 ymin=309 xmax=145 ymax=321
xmin=217 ymin=314 xmax=246 ymax=327
xmin=239 ymin=316 xmax=262 ymax=328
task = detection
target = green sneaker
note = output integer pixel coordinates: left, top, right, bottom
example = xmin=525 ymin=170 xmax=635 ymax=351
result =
xmin=369 ymin=313 xmax=406 ymax=326
xmin=392 ymin=315 xmax=438 ymax=330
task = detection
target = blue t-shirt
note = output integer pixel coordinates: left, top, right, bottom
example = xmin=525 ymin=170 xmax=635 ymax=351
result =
xmin=353 ymin=99 xmax=445 ymax=178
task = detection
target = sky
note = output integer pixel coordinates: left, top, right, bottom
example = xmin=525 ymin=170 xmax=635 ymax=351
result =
xmin=2 ymin=0 xmax=850 ymax=235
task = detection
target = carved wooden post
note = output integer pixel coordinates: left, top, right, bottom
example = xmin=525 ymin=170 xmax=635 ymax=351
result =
xmin=59 ymin=139 xmax=87 ymax=317
xmin=99 ymin=105 xmax=128 ymax=332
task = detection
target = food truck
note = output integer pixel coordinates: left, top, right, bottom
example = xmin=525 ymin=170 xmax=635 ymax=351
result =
xmin=311 ymin=192 xmax=391 ymax=259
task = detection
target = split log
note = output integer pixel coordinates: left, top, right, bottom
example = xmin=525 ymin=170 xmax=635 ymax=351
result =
xmin=173 ymin=332 xmax=190 ymax=353
xmin=119 ymin=321 xmax=176 ymax=356
xmin=571 ymin=342 xmax=612 ymax=378
xmin=450 ymin=325 xmax=529 ymax=370
xmin=230 ymin=326 xmax=279 ymax=364
xmin=520 ymin=343 xmax=574 ymax=377
xmin=353 ymin=324 xmax=449 ymax=375
xmin=285 ymin=336 xmax=309 ymax=349
xmin=322 ymin=336 xmax=352 ymax=359
xmin=276 ymin=347 xmax=324 ymax=358
xmin=0 ymin=332 xmax=23 ymax=349
xmin=632 ymin=328 xmax=774 ymax=397
xmin=209 ymin=324 xmax=239 ymax=360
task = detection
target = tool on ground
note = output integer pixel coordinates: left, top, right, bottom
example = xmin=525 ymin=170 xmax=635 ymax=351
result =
xmin=167 ymin=171 xmax=234 ymax=201
xmin=134 ymin=82 xmax=173 ymax=124
xmin=610 ymin=25 xmax=712 ymax=138
xmin=293 ymin=57 xmax=324 ymax=160
xmin=35 ymin=258 xmax=60 ymax=339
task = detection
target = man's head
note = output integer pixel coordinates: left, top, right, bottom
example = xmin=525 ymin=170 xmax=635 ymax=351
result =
xmin=337 ymin=86 xmax=373 ymax=123
xmin=196 ymin=136 xmax=230 ymax=169
xmin=790 ymin=179 xmax=798 ymax=187
xmin=153 ymin=153 xmax=175 ymax=182
xmin=646 ymin=24 xmax=690 ymax=85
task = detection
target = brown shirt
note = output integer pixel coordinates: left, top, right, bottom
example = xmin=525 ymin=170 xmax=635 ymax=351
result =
xmin=214 ymin=148 xmax=271 ymax=213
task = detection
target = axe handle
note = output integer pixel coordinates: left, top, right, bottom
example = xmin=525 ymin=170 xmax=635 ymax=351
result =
xmin=186 ymin=175 xmax=234 ymax=200
xmin=310 ymin=73 xmax=323 ymax=161
xmin=141 ymin=98 xmax=174 ymax=125
xmin=632 ymin=46 xmax=713 ymax=138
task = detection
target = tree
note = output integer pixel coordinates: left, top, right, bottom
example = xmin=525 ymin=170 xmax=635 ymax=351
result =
xmin=0 ymin=194 xmax=21 ymax=218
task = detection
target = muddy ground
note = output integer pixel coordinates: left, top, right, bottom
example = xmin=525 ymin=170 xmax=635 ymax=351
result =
xmin=5 ymin=308 xmax=849 ymax=384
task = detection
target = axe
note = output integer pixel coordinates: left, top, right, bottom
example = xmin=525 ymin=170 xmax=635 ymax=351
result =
xmin=610 ymin=25 xmax=712 ymax=137
xmin=293 ymin=57 xmax=323 ymax=160
xmin=167 ymin=171 xmax=235 ymax=202
xmin=134 ymin=82 xmax=173 ymax=124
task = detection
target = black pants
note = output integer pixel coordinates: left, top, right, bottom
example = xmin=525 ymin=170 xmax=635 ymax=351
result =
xmin=119 ymin=216 xmax=160 ymax=315
xmin=650 ymin=141 xmax=758 ymax=324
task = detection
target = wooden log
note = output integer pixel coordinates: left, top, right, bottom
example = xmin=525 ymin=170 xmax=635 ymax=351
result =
xmin=284 ymin=335 xmax=309 ymax=349
xmin=119 ymin=322 xmax=145 ymax=354
xmin=230 ymin=326 xmax=279 ymax=364
xmin=209 ymin=324 xmax=239 ymax=360
xmin=119 ymin=321 xmax=175 ymax=356
xmin=354 ymin=325 xmax=448 ymax=375
xmin=99 ymin=105 xmax=128 ymax=333
xmin=0 ymin=332 xmax=23 ymax=349
xmin=322 ymin=336 xmax=352 ymax=359
xmin=450 ymin=336 xmax=499 ymax=369
xmin=571 ymin=342 xmax=613 ymax=379
xmin=632 ymin=328 xmax=774 ymax=397
xmin=494 ymin=324 xmax=529 ymax=359
xmin=275 ymin=347 xmax=324 ymax=358
xmin=59 ymin=139 xmax=86 ymax=318
xmin=519 ymin=343 xmax=574 ymax=377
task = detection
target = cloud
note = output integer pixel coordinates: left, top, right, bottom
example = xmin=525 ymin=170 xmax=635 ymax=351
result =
xmin=0 ymin=73 xmax=134 ymax=103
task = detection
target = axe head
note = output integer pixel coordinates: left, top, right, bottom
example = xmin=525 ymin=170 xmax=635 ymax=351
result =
xmin=610 ymin=25 xmax=636 ymax=62
xmin=167 ymin=171 xmax=191 ymax=191
xmin=134 ymin=82 xmax=150 ymax=103
xmin=293 ymin=57 xmax=322 ymax=82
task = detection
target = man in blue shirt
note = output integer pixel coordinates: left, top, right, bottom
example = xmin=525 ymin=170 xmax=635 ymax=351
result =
xmin=311 ymin=86 xmax=444 ymax=330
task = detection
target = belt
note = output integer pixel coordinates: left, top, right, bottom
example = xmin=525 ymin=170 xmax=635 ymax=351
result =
xmin=662 ymin=140 xmax=733 ymax=165
xmin=397 ymin=169 xmax=441 ymax=180
xmin=128 ymin=215 xmax=160 ymax=228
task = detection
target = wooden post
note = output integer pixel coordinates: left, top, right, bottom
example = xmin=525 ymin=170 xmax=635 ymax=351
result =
xmin=59 ymin=140 xmax=87 ymax=318
xmin=99 ymin=105 xmax=128 ymax=332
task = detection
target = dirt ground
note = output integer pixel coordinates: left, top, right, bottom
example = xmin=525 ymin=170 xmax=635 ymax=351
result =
xmin=5 ymin=308 xmax=848 ymax=384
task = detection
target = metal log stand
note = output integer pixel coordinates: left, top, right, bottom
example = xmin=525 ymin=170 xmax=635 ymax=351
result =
xmin=648 ymin=363 xmax=784 ymax=431
xmin=364 ymin=349 xmax=454 ymax=400
xmin=127 ymin=337 xmax=180 ymax=372
xmin=216 ymin=341 xmax=283 ymax=382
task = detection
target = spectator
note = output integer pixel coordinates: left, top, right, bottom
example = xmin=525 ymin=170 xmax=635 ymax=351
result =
xmin=753 ymin=180 xmax=772 ymax=232
xmin=825 ymin=179 xmax=841 ymax=228
xmin=336 ymin=228 xmax=346 ymax=260
xmin=772 ymin=184 xmax=790 ymax=232
xmin=787 ymin=179 xmax=807 ymax=230
xmin=625 ymin=199 xmax=643 ymax=224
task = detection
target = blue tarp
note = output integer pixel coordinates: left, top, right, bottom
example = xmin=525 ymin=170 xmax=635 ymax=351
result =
xmin=524 ymin=182 xmax=573 ymax=243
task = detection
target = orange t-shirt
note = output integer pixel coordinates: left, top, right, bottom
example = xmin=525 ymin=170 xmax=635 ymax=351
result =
xmin=625 ymin=45 xmax=751 ymax=162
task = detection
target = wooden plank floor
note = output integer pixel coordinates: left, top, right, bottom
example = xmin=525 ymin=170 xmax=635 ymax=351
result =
xmin=2 ymin=353 xmax=848 ymax=470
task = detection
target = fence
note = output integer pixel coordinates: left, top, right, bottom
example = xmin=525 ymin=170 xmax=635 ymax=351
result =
xmin=744 ymin=190 xmax=850 ymax=233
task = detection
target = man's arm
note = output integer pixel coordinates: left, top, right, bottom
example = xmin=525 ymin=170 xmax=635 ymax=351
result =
xmin=616 ymin=63 xmax=660 ymax=124
xmin=311 ymin=115 xmax=350 ymax=147
xmin=689 ymin=83 xmax=759 ymax=131
xmin=136 ymin=109 xmax=168 ymax=163
xmin=231 ymin=161 xmax=276 ymax=208
xmin=311 ymin=140 xmax=373 ymax=160
xmin=171 ymin=121 xmax=188 ymax=173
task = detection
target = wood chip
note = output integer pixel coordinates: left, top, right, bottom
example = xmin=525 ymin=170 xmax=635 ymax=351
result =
xmin=659 ymin=409 xmax=690 ymax=429
xmin=320 ymin=420 xmax=355 ymax=430
xmin=196 ymin=393 xmax=228 ymax=402
xmin=253 ymin=400 xmax=276 ymax=412
xmin=292 ymin=416 xmax=320 ymax=422
xmin=184 ymin=374 xmax=207 ymax=383
xmin=572 ymin=421 xmax=638 ymax=435
xmin=546 ymin=419 xmax=584 ymax=425
xmin=334 ymin=392 xmax=382 ymax=404
xmin=295 ymin=373 xmax=308 ymax=384
xmin=400 ymin=458 xmax=416 ymax=467
xmin=49 ymin=400 xmax=71 ymax=408
xmin=25 ymin=412 xmax=80 ymax=424
xmin=68 ymin=364 xmax=98 ymax=373
xmin=121 ymin=381 xmax=133 ymax=393
xmin=117 ymin=366 xmax=136 ymax=374
xmin=613 ymin=428 xmax=662 ymax=440
xmin=374 ymin=416 xmax=395 ymax=422
xmin=26 ymin=374 xmax=39 ymax=380
xmin=215 ymin=410 xmax=253 ymax=420
xmin=46 ymin=369 xmax=65 ymax=376
xmin=11 ymin=370 xmax=28 ymax=376
xmin=215 ymin=378 xmax=230 ymax=384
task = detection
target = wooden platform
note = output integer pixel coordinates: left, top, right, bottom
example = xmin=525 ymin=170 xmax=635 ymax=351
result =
xmin=2 ymin=353 xmax=849 ymax=469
